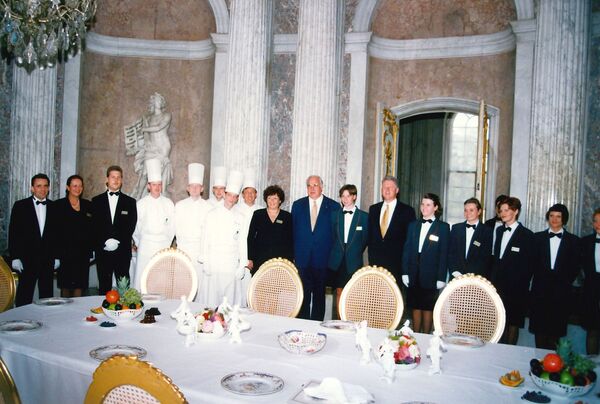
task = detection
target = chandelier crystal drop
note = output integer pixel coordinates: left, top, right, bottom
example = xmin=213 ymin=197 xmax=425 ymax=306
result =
xmin=0 ymin=0 xmax=96 ymax=71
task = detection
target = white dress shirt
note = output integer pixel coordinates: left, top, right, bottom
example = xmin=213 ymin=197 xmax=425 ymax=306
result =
xmin=595 ymin=234 xmax=600 ymax=273
xmin=499 ymin=222 xmax=519 ymax=259
xmin=343 ymin=205 xmax=356 ymax=244
xmin=32 ymin=197 xmax=47 ymax=235
xmin=465 ymin=221 xmax=479 ymax=258
xmin=107 ymin=190 xmax=119 ymax=223
xmin=548 ymin=228 xmax=563 ymax=270
xmin=418 ymin=217 xmax=435 ymax=253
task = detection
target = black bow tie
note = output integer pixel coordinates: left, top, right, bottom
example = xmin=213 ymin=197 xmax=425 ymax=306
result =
xmin=343 ymin=210 xmax=353 ymax=215
xmin=466 ymin=223 xmax=477 ymax=229
xmin=549 ymin=232 xmax=563 ymax=239
xmin=35 ymin=200 xmax=47 ymax=205
xmin=421 ymin=219 xmax=433 ymax=224
xmin=109 ymin=191 xmax=120 ymax=196
xmin=502 ymin=226 xmax=512 ymax=232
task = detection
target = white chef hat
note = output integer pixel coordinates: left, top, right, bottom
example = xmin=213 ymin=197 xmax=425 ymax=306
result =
xmin=225 ymin=170 xmax=244 ymax=195
xmin=188 ymin=163 xmax=205 ymax=185
xmin=242 ymin=168 xmax=257 ymax=191
xmin=212 ymin=166 xmax=227 ymax=187
xmin=146 ymin=159 xmax=162 ymax=183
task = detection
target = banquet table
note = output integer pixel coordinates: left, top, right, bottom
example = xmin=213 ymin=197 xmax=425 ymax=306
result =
xmin=0 ymin=297 xmax=598 ymax=404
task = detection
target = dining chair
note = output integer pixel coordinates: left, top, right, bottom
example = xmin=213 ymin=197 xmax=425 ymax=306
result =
xmin=339 ymin=266 xmax=403 ymax=330
xmin=140 ymin=248 xmax=198 ymax=301
xmin=433 ymin=273 xmax=506 ymax=343
xmin=0 ymin=356 xmax=21 ymax=404
xmin=0 ymin=257 xmax=18 ymax=313
xmin=247 ymin=258 xmax=303 ymax=317
xmin=84 ymin=355 xmax=187 ymax=404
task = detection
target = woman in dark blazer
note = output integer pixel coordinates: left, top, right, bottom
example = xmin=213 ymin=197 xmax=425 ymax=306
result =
xmin=402 ymin=193 xmax=449 ymax=334
xmin=247 ymin=185 xmax=293 ymax=274
xmin=55 ymin=175 xmax=94 ymax=297
xmin=490 ymin=196 xmax=534 ymax=345
xmin=529 ymin=204 xmax=580 ymax=349
xmin=582 ymin=207 xmax=600 ymax=354
xmin=327 ymin=184 xmax=369 ymax=313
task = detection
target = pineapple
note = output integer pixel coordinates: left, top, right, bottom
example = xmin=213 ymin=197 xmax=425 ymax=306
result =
xmin=116 ymin=277 xmax=130 ymax=298
xmin=556 ymin=337 xmax=573 ymax=366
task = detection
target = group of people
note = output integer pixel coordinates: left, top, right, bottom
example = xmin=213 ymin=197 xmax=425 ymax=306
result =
xmin=7 ymin=166 xmax=600 ymax=355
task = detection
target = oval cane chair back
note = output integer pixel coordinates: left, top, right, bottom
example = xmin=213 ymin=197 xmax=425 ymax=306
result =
xmin=433 ymin=273 xmax=506 ymax=343
xmin=0 ymin=357 xmax=21 ymax=404
xmin=141 ymin=248 xmax=198 ymax=302
xmin=339 ymin=266 xmax=403 ymax=330
xmin=84 ymin=355 xmax=187 ymax=404
xmin=0 ymin=257 xmax=17 ymax=313
xmin=247 ymin=258 xmax=303 ymax=317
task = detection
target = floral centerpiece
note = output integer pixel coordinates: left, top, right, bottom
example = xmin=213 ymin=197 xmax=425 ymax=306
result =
xmin=194 ymin=309 xmax=227 ymax=338
xmin=386 ymin=321 xmax=421 ymax=369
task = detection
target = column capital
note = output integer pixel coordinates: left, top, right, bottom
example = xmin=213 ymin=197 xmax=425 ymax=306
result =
xmin=210 ymin=33 xmax=229 ymax=53
xmin=510 ymin=19 xmax=536 ymax=43
xmin=344 ymin=32 xmax=372 ymax=53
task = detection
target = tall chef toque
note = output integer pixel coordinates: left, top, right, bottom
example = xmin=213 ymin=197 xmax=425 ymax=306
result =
xmin=212 ymin=166 xmax=227 ymax=187
xmin=242 ymin=168 xmax=257 ymax=191
xmin=188 ymin=163 xmax=205 ymax=185
xmin=146 ymin=158 xmax=162 ymax=183
xmin=225 ymin=170 xmax=244 ymax=195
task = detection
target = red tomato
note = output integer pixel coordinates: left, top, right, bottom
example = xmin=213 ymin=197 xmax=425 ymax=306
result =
xmin=542 ymin=353 xmax=564 ymax=373
xmin=105 ymin=290 xmax=120 ymax=304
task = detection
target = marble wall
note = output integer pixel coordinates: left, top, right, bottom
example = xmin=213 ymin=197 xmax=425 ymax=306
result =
xmin=362 ymin=52 xmax=516 ymax=207
xmin=372 ymin=0 xmax=516 ymax=39
xmin=0 ymin=62 xmax=12 ymax=253
xmin=78 ymin=53 xmax=215 ymax=203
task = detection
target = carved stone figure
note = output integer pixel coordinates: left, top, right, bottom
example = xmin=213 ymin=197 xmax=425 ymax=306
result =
xmin=126 ymin=93 xmax=173 ymax=199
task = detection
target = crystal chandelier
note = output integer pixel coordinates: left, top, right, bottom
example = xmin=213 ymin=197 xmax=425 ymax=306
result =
xmin=0 ymin=0 xmax=96 ymax=71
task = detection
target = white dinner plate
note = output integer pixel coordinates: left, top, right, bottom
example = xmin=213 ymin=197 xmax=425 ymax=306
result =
xmin=441 ymin=333 xmax=484 ymax=348
xmin=0 ymin=320 xmax=43 ymax=333
xmin=221 ymin=371 xmax=284 ymax=396
xmin=34 ymin=297 xmax=73 ymax=306
xmin=141 ymin=294 xmax=164 ymax=302
xmin=319 ymin=320 xmax=355 ymax=332
xmin=89 ymin=345 xmax=147 ymax=361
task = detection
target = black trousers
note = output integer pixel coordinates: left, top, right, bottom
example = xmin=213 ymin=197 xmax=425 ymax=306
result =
xmin=298 ymin=265 xmax=328 ymax=321
xmin=15 ymin=261 xmax=54 ymax=306
xmin=96 ymin=252 xmax=131 ymax=295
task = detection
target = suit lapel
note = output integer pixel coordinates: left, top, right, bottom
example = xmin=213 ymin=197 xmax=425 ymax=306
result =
xmin=28 ymin=197 xmax=43 ymax=238
xmin=422 ymin=220 xmax=439 ymax=252
xmin=542 ymin=232 xmax=552 ymax=269
xmin=347 ymin=210 xmax=360 ymax=246
xmin=336 ymin=211 xmax=345 ymax=247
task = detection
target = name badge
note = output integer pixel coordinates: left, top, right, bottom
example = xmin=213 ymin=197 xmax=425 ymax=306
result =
xmin=511 ymin=246 xmax=520 ymax=252
xmin=356 ymin=226 xmax=363 ymax=231
xmin=86 ymin=213 xmax=92 ymax=218
xmin=276 ymin=219 xmax=283 ymax=224
xmin=473 ymin=240 xmax=481 ymax=247
xmin=429 ymin=234 xmax=439 ymax=242
xmin=121 ymin=211 xmax=128 ymax=215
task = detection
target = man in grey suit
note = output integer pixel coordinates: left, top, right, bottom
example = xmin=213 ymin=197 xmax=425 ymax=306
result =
xmin=328 ymin=184 xmax=369 ymax=315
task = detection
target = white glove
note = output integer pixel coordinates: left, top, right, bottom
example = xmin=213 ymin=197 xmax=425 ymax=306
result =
xmin=89 ymin=251 xmax=95 ymax=262
xmin=401 ymin=275 xmax=409 ymax=287
xmin=103 ymin=238 xmax=120 ymax=251
xmin=451 ymin=271 xmax=462 ymax=278
xmin=54 ymin=259 xmax=60 ymax=270
xmin=203 ymin=265 xmax=212 ymax=276
xmin=436 ymin=281 xmax=446 ymax=290
xmin=235 ymin=266 xmax=246 ymax=280
xmin=11 ymin=259 xmax=23 ymax=272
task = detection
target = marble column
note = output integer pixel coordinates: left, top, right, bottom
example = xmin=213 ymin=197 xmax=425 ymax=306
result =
xmin=60 ymin=54 xmax=82 ymax=191
xmin=222 ymin=0 xmax=272 ymax=194
xmin=9 ymin=66 xmax=58 ymax=207
xmin=527 ymin=0 xmax=589 ymax=232
xmin=508 ymin=18 xmax=536 ymax=222
xmin=289 ymin=0 xmax=344 ymax=202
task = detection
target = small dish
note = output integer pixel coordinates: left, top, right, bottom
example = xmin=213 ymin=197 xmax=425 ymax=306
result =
xmin=83 ymin=316 xmax=99 ymax=325
xmin=141 ymin=294 xmax=164 ymax=302
xmin=34 ymin=297 xmax=73 ymax=306
xmin=89 ymin=345 xmax=147 ymax=361
xmin=319 ymin=320 xmax=355 ymax=332
xmin=0 ymin=320 xmax=43 ymax=333
xmin=221 ymin=371 xmax=284 ymax=396
xmin=278 ymin=330 xmax=327 ymax=355
xmin=441 ymin=333 xmax=484 ymax=348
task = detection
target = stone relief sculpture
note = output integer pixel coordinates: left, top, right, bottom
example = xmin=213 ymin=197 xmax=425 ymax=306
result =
xmin=381 ymin=108 xmax=398 ymax=178
xmin=125 ymin=93 xmax=173 ymax=199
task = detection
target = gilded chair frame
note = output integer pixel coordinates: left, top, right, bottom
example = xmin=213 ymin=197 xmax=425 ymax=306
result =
xmin=0 ymin=356 xmax=21 ymax=404
xmin=0 ymin=257 xmax=17 ymax=313
xmin=247 ymin=258 xmax=303 ymax=317
xmin=141 ymin=248 xmax=198 ymax=301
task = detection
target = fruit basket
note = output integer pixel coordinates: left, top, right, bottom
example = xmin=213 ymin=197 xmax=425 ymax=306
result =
xmin=530 ymin=372 xmax=595 ymax=397
xmin=278 ymin=330 xmax=327 ymax=355
xmin=102 ymin=307 xmax=143 ymax=322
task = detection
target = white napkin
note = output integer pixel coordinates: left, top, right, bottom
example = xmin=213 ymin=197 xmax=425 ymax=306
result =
xmin=303 ymin=377 xmax=374 ymax=404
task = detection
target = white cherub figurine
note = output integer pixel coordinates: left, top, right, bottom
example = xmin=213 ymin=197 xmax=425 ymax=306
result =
xmin=228 ymin=304 xmax=242 ymax=344
xmin=217 ymin=296 xmax=233 ymax=321
xmin=355 ymin=320 xmax=372 ymax=364
xmin=378 ymin=338 xmax=396 ymax=383
xmin=426 ymin=329 xmax=446 ymax=375
xmin=399 ymin=319 xmax=414 ymax=338
xmin=177 ymin=311 xmax=198 ymax=347
xmin=170 ymin=295 xmax=191 ymax=321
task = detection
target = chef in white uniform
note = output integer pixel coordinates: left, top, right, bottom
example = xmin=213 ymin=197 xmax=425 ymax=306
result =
xmin=198 ymin=170 xmax=250 ymax=308
xmin=132 ymin=158 xmax=176 ymax=290
xmin=235 ymin=168 xmax=262 ymax=223
xmin=175 ymin=163 xmax=212 ymax=301
xmin=208 ymin=166 xmax=226 ymax=207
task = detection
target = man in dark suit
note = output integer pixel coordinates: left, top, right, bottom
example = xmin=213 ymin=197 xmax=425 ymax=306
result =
xmin=9 ymin=173 xmax=60 ymax=306
xmin=367 ymin=176 xmax=416 ymax=286
xmin=484 ymin=194 xmax=508 ymax=254
xmin=448 ymin=198 xmax=492 ymax=279
xmin=529 ymin=204 xmax=580 ymax=349
xmin=328 ymin=184 xmax=369 ymax=315
xmin=91 ymin=166 xmax=137 ymax=295
xmin=292 ymin=175 xmax=340 ymax=320
xmin=582 ymin=208 xmax=600 ymax=354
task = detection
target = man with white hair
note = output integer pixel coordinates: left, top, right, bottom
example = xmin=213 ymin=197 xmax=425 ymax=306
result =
xmin=198 ymin=170 xmax=249 ymax=308
xmin=175 ymin=163 xmax=212 ymax=300
xmin=208 ymin=166 xmax=227 ymax=207
xmin=132 ymin=158 xmax=176 ymax=290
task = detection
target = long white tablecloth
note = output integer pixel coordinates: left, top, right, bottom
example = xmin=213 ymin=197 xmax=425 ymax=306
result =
xmin=0 ymin=296 xmax=598 ymax=404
